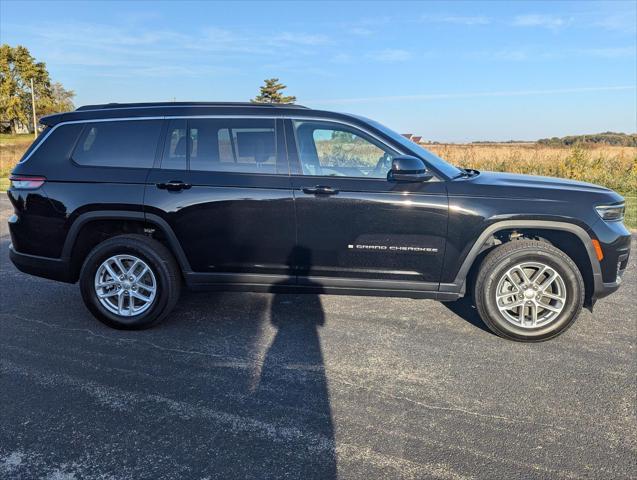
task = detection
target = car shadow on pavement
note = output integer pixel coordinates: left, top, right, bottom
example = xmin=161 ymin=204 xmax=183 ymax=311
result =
xmin=442 ymin=296 xmax=495 ymax=335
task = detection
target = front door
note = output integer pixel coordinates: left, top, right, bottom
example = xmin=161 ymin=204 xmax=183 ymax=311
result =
xmin=286 ymin=119 xmax=448 ymax=290
xmin=144 ymin=117 xmax=296 ymax=284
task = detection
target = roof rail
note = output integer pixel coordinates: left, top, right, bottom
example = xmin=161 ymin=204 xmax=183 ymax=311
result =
xmin=75 ymin=102 xmax=309 ymax=111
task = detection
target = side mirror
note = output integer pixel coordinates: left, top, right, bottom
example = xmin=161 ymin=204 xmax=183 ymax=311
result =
xmin=387 ymin=155 xmax=433 ymax=182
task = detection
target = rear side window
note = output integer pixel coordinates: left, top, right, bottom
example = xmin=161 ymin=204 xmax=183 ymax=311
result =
xmin=73 ymin=120 xmax=162 ymax=168
xmin=188 ymin=118 xmax=278 ymax=174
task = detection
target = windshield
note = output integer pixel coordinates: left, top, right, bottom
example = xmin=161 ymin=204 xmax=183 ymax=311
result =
xmin=362 ymin=118 xmax=463 ymax=179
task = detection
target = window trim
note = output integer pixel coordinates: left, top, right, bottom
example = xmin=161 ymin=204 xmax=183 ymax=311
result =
xmin=21 ymin=115 xmax=442 ymax=181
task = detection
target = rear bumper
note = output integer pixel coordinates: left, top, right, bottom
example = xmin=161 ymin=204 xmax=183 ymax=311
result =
xmin=9 ymin=244 xmax=74 ymax=283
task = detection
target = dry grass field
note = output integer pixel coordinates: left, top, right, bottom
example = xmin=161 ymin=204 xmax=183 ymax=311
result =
xmin=1 ymin=134 xmax=635 ymax=227
xmin=428 ymin=143 xmax=636 ymax=228
xmin=427 ymin=143 xmax=636 ymax=195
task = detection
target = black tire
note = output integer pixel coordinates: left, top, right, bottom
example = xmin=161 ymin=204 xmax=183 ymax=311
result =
xmin=474 ymin=239 xmax=584 ymax=342
xmin=79 ymin=234 xmax=181 ymax=329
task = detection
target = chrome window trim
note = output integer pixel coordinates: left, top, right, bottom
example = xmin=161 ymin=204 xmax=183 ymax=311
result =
xmin=20 ymin=114 xmax=404 ymax=165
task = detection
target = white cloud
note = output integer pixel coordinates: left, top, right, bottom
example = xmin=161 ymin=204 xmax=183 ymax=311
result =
xmin=512 ymin=14 xmax=572 ymax=30
xmin=596 ymin=14 xmax=637 ymax=34
xmin=370 ymin=48 xmax=412 ymax=62
xmin=307 ymin=86 xmax=636 ymax=105
xmin=422 ymin=14 xmax=491 ymax=25
xmin=271 ymin=32 xmax=332 ymax=46
xmin=577 ymin=47 xmax=636 ymax=59
xmin=331 ymin=53 xmax=352 ymax=64
xmin=351 ymin=27 xmax=373 ymax=36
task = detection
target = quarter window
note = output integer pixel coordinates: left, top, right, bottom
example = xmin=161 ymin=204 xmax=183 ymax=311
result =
xmin=293 ymin=121 xmax=396 ymax=178
xmin=73 ymin=120 xmax=162 ymax=168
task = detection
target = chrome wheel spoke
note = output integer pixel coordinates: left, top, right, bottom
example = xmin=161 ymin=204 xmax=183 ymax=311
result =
xmin=132 ymin=290 xmax=152 ymax=302
xmin=496 ymin=290 xmax=517 ymax=301
xmin=135 ymin=266 xmax=149 ymax=282
xmin=127 ymin=259 xmax=141 ymax=277
xmin=539 ymin=271 xmax=558 ymax=291
xmin=531 ymin=265 xmax=548 ymax=283
xmin=540 ymin=291 xmax=564 ymax=301
xmin=98 ymin=289 xmax=119 ymax=299
xmin=103 ymin=263 xmax=119 ymax=281
xmin=117 ymin=291 xmax=125 ymax=315
xmin=512 ymin=266 xmax=531 ymax=285
xmin=536 ymin=299 xmax=562 ymax=313
xmin=529 ymin=303 xmax=538 ymax=327
xmin=113 ymin=257 xmax=127 ymax=276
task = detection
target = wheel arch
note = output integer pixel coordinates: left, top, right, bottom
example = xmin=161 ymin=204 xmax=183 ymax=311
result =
xmin=62 ymin=211 xmax=192 ymax=282
xmin=440 ymin=220 xmax=602 ymax=305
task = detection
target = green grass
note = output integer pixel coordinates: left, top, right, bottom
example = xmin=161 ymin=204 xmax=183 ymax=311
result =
xmin=0 ymin=177 xmax=9 ymax=192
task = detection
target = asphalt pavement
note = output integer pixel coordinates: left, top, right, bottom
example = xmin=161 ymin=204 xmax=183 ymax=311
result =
xmin=1 ymin=196 xmax=635 ymax=479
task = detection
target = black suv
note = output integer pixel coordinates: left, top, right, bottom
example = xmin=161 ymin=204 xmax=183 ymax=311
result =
xmin=7 ymin=102 xmax=631 ymax=341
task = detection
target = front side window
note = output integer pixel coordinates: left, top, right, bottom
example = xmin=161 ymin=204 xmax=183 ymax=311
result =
xmin=293 ymin=120 xmax=397 ymax=178
xmin=188 ymin=118 xmax=278 ymax=174
xmin=73 ymin=120 xmax=162 ymax=168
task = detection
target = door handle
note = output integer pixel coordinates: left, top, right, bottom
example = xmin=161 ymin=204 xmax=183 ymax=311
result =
xmin=302 ymin=185 xmax=339 ymax=195
xmin=157 ymin=181 xmax=192 ymax=191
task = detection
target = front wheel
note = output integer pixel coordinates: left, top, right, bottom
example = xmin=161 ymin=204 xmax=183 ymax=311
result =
xmin=474 ymin=239 xmax=584 ymax=342
xmin=79 ymin=234 xmax=181 ymax=329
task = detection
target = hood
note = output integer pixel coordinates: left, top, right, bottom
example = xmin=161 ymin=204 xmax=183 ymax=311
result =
xmin=450 ymin=170 xmax=624 ymax=204
xmin=466 ymin=170 xmax=618 ymax=193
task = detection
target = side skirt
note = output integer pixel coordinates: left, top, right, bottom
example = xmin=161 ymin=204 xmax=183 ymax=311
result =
xmin=184 ymin=272 xmax=460 ymax=301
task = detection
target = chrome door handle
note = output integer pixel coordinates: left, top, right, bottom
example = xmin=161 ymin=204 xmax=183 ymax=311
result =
xmin=157 ymin=181 xmax=191 ymax=191
xmin=302 ymin=185 xmax=339 ymax=195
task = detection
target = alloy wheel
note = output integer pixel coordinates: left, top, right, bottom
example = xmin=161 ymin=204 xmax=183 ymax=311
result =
xmin=495 ymin=261 xmax=567 ymax=329
xmin=94 ymin=254 xmax=157 ymax=316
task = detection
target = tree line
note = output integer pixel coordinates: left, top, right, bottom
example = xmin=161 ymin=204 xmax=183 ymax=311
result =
xmin=538 ymin=132 xmax=637 ymax=147
xmin=1 ymin=44 xmax=75 ymax=134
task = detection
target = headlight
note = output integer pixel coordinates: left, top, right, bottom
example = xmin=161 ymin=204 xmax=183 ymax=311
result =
xmin=595 ymin=203 xmax=625 ymax=221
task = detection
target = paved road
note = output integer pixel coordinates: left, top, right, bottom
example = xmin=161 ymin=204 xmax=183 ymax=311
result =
xmin=1 ymin=196 xmax=635 ymax=480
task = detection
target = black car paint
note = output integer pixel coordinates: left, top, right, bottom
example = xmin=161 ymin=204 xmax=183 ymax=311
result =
xmin=7 ymin=103 xmax=631 ymax=304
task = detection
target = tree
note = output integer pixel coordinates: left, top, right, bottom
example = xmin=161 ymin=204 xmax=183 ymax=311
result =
xmin=251 ymin=78 xmax=296 ymax=104
xmin=0 ymin=44 xmax=75 ymax=133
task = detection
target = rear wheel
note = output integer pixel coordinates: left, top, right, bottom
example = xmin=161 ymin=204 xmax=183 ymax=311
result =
xmin=474 ymin=239 xmax=584 ymax=342
xmin=79 ymin=234 xmax=181 ymax=329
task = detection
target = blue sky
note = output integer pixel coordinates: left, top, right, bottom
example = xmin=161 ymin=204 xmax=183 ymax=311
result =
xmin=1 ymin=0 xmax=636 ymax=141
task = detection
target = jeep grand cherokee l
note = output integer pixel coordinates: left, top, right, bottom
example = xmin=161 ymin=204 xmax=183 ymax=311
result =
xmin=7 ymin=102 xmax=631 ymax=341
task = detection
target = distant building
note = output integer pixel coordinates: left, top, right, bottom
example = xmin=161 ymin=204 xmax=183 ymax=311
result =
xmin=401 ymin=133 xmax=425 ymax=144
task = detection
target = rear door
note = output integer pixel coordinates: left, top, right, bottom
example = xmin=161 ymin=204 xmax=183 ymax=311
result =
xmin=144 ymin=117 xmax=296 ymax=284
xmin=285 ymin=118 xmax=448 ymax=290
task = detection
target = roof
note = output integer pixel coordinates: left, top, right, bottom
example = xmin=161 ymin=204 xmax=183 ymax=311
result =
xmin=75 ymin=101 xmax=309 ymax=111
xmin=40 ymin=101 xmax=318 ymax=126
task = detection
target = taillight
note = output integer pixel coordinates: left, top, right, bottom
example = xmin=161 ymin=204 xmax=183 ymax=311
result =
xmin=9 ymin=175 xmax=46 ymax=189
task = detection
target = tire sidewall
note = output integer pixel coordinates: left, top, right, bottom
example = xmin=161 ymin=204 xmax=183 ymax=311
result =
xmin=480 ymin=249 xmax=583 ymax=341
xmin=80 ymin=240 xmax=171 ymax=329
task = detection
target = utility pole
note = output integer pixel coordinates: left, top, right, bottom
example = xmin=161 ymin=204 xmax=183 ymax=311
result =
xmin=30 ymin=78 xmax=37 ymax=139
